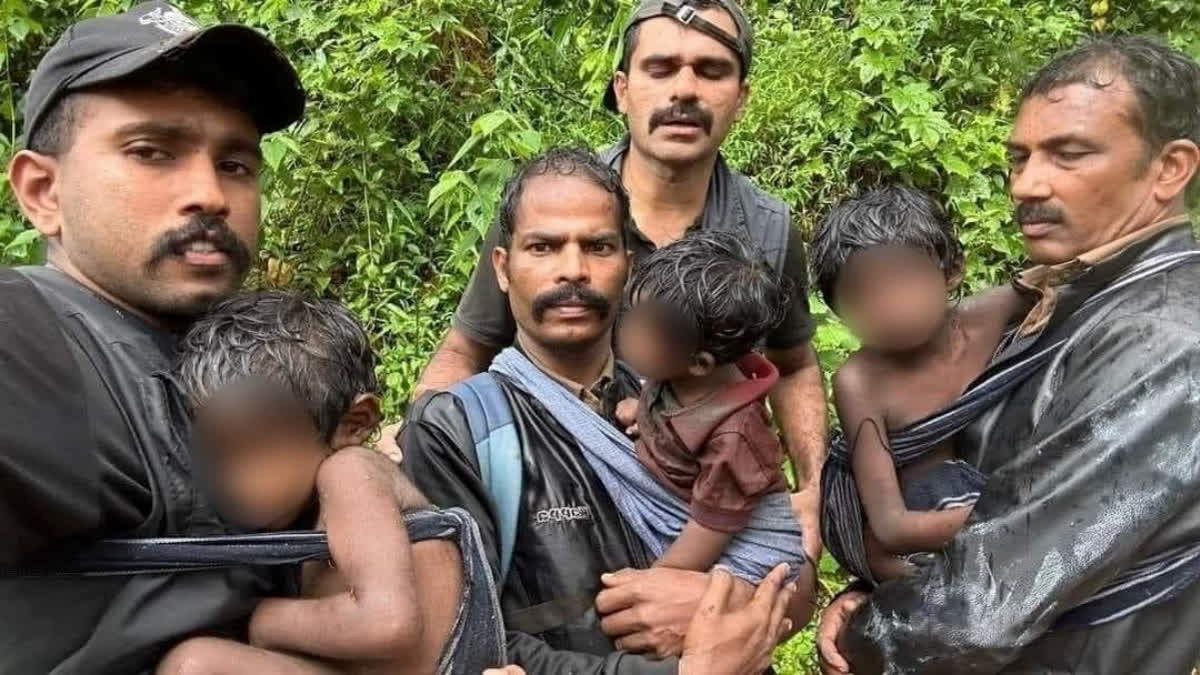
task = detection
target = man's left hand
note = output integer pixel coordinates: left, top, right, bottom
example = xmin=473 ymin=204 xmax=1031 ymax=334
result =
xmin=596 ymin=567 xmax=750 ymax=659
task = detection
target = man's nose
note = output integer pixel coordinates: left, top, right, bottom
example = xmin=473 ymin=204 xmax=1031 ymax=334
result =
xmin=1009 ymin=156 xmax=1054 ymax=203
xmin=671 ymin=67 xmax=700 ymax=102
xmin=179 ymin=156 xmax=231 ymax=219
xmin=556 ymin=245 xmax=590 ymax=283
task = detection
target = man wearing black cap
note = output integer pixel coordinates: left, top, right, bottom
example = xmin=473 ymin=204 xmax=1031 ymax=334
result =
xmin=0 ymin=4 xmax=454 ymax=673
xmin=417 ymin=0 xmax=828 ymax=567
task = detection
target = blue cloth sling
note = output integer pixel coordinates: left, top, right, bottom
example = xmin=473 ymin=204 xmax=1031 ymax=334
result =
xmin=820 ymin=249 xmax=1200 ymax=628
xmin=489 ymin=348 xmax=807 ymax=584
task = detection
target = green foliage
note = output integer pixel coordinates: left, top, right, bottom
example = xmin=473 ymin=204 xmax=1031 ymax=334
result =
xmin=3 ymin=1 xmax=1200 ymax=672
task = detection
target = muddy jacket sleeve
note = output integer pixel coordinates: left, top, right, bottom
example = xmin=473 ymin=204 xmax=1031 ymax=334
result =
xmin=0 ymin=271 xmax=101 ymax=565
xmin=400 ymin=392 xmax=677 ymax=675
xmin=842 ymin=315 xmax=1200 ymax=674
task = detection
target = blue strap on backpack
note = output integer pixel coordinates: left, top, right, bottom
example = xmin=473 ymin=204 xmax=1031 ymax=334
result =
xmin=449 ymin=373 xmax=523 ymax=583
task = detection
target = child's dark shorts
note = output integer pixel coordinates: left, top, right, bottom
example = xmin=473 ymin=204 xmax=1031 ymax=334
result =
xmin=901 ymin=459 xmax=987 ymax=511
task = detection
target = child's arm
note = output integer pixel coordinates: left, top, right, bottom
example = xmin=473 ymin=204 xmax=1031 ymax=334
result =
xmin=655 ymin=519 xmax=736 ymax=572
xmin=249 ymin=448 xmax=425 ymax=664
xmin=833 ymin=365 xmax=968 ymax=554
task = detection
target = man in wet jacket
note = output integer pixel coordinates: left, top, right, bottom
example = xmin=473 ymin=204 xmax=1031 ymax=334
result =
xmin=818 ymin=34 xmax=1200 ymax=675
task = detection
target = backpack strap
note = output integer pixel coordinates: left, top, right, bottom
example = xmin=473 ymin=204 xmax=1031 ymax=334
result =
xmin=449 ymin=373 xmax=522 ymax=583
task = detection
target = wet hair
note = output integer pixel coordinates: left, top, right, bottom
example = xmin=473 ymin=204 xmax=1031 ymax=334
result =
xmin=176 ymin=291 xmax=379 ymax=442
xmin=810 ymin=185 xmax=962 ymax=311
xmin=497 ymin=146 xmax=630 ymax=248
xmin=628 ymin=231 xmax=791 ymax=365
xmin=1020 ymin=34 xmax=1200 ymax=156
xmin=621 ymin=0 xmax=747 ymax=81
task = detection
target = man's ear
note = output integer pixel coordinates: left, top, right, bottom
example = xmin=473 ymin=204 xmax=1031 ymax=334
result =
xmin=946 ymin=255 xmax=966 ymax=295
xmin=492 ymin=245 xmax=510 ymax=293
xmin=734 ymin=81 xmax=751 ymax=122
xmin=330 ymin=393 xmax=382 ymax=449
xmin=1153 ymin=139 xmax=1200 ymax=205
xmin=8 ymin=150 xmax=63 ymax=239
xmin=687 ymin=351 xmax=716 ymax=378
xmin=613 ymin=72 xmax=630 ymax=115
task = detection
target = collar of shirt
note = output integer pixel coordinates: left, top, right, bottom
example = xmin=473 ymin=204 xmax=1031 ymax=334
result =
xmin=603 ymin=135 xmax=748 ymax=250
xmin=515 ymin=333 xmax=616 ymax=414
xmin=1013 ymin=214 xmax=1192 ymax=336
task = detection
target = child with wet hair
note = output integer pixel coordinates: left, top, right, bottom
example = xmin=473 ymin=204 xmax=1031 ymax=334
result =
xmin=158 ymin=291 xmax=456 ymax=675
xmin=812 ymin=185 xmax=1026 ymax=581
xmin=617 ymin=231 xmax=795 ymax=571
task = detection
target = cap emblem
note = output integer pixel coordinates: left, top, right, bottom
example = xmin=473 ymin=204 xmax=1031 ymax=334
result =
xmin=138 ymin=6 xmax=201 ymax=37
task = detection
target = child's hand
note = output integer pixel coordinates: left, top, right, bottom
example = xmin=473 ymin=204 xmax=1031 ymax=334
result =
xmin=616 ymin=398 xmax=640 ymax=438
xmin=483 ymin=667 xmax=525 ymax=675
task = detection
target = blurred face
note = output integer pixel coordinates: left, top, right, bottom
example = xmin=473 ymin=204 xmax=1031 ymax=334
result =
xmin=613 ymin=9 xmax=749 ymax=166
xmin=196 ymin=403 xmax=327 ymax=531
xmin=618 ymin=298 xmax=694 ymax=381
xmin=11 ymin=85 xmax=263 ymax=324
xmin=1007 ymin=79 xmax=1165 ymax=265
xmin=833 ymin=246 xmax=956 ymax=353
xmin=494 ymin=174 xmax=629 ymax=353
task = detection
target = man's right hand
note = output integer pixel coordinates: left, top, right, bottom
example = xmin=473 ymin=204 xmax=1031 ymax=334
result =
xmin=817 ymin=590 xmax=869 ymax=675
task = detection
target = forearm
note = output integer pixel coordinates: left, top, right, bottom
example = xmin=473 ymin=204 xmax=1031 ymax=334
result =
xmin=250 ymin=592 xmax=418 ymax=661
xmin=655 ymin=520 xmax=734 ymax=572
xmin=411 ymin=328 xmax=498 ymax=400
xmin=768 ymin=355 xmax=827 ymax=490
xmin=508 ymin=631 xmax=678 ymax=675
xmin=873 ymin=506 xmax=970 ymax=554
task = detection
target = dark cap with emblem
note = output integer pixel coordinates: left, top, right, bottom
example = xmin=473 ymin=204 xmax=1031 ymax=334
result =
xmin=603 ymin=0 xmax=754 ymax=112
xmin=21 ymin=0 xmax=305 ymax=148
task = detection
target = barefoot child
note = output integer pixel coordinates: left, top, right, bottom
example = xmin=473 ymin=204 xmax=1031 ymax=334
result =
xmin=616 ymin=232 xmax=798 ymax=572
xmin=812 ymin=186 xmax=1026 ymax=582
xmin=158 ymin=291 xmax=459 ymax=675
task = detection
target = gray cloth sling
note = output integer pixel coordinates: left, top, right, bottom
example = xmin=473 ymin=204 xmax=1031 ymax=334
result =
xmin=490 ymin=348 xmax=806 ymax=583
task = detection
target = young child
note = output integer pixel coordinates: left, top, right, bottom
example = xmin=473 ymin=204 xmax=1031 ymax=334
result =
xmin=812 ymin=185 xmax=1026 ymax=581
xmin=616 ymin=232 xmax=795 ymax=572
xmin=157 ymin=291 xmax=458 ymax=675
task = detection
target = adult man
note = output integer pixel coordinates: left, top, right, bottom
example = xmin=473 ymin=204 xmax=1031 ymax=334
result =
xmin=402 ymin=147 xmax=816 ymax=674
xmin=0 ymin=4 xmax=462 ymax=672
xmin=818 ymin=35 xmax=1200 ymax=675
xmin=414 ymin=0 xmax=827 ymax=557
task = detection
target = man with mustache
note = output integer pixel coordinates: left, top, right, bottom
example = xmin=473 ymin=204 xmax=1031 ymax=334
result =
xmin=415 ymin=0 xmax=828 ymax=568
xmin=817 ymin=34 xmax=1200 ymax=675
xmin=401 ymin=147 xmax=815 ymax=674
xmin=0 ymin=3 xmax=463 ymax=672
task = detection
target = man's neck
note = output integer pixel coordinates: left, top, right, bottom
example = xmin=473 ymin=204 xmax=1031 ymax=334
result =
xmin=516 ymin=329 xmax=614 ymax=388
xmin=45 ymin=254 xmax=175 ymax=331
xmin=622 ymin=141 xmax=717 ymax=246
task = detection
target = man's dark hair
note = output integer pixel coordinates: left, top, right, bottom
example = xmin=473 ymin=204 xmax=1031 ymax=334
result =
xmin=620 ymin=1 xmax=747 ymax=81
xmin=25 ymin=60 xmax=258 ymax=156
xmin=497 ymin=146 xmax=630 ymax=248
xmin=176 ymin=291 xmax=379 ymax=441
xmin=628 ymin=231 xmax=791 ymax=365
xmin=1020 ymin=34 xmax=1200 ymax=157
xmin=810 ymin=185 xmax=962 ymax=311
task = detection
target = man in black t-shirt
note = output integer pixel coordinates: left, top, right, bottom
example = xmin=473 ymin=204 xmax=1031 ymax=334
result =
xmin=413 ymin=1 xmax=827 ymax=560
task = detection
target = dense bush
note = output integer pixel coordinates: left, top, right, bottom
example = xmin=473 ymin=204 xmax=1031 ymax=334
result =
xmin=3 ymin=1 xmax=1198 ymax=671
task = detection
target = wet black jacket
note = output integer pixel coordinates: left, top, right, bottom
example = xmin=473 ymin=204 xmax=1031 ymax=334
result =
xmin=401 ymin=367 xmax=680 ymax=675
xmin=843 ymin=225 xmax=1200 ymax=674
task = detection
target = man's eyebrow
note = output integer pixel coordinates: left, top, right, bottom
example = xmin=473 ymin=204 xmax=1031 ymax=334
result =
xmin=113 ymin=121 xmax=198 ymax=142
xmin=218 ymin=136 xmax=264 ymax=162
xmin=520 ymin=231 xmax=566 ymax=242
xmin=583 ymin=231 xmax=621 ymax=243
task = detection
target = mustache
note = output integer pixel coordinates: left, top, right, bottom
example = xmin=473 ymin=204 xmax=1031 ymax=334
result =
xmin=1015 ymin=202 xmax=1066 ymax=226
xmin=531 ymin=282 xmax=612 ymax=322
xmin=146 ymin=214 xmax=253 ymax=276
xmin=648 ymin=100 xmax=714 ymax=135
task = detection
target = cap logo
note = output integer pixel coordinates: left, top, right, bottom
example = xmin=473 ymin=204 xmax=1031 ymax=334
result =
xmin=673 ymin=4 xmax=698 ymax=24
xmin=138 ymin=6 xmax=201 ymax=37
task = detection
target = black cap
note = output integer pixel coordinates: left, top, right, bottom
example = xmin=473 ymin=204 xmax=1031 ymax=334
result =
xmin=604 ymin=0 xmax=754 ymax=112
xmin=22 ymin=1 xmax=305 ymax=148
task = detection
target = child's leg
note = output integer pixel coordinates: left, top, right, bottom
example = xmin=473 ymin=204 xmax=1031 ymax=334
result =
xmin=157 ymin=637 xmax=340 ymax=675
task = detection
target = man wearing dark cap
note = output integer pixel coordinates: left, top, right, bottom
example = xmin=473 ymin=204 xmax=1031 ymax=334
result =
xmin=0 ymin=4 xmax=456 ymax=673
xmin=416 ymin=0 xmax=828 ymax=568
